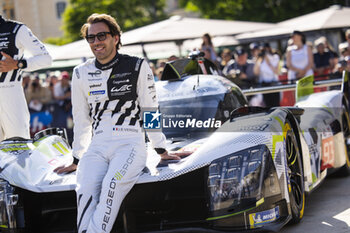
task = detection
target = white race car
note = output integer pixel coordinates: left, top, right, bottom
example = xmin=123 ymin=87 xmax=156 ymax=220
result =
xmin=0 ymin=55 xmax=349 ymax=233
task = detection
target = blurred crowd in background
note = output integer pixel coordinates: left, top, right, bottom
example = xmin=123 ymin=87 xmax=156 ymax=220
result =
xmin=22 ymin=70 xmax=73 ymax=141
xmin=22 ymin=29 xmax=350 ymax=142
xmin=150 ymin=29 xmax=350 ymax=86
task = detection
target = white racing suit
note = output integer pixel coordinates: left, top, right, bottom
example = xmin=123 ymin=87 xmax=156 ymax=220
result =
xmin=0 ymin=16 xmax=52 ymax=140
xmin=72 ymin=53 xmax=167 ymax=233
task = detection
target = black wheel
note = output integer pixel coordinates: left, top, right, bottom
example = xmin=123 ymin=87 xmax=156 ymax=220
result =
xmin=285 ymin=122 xmax=305 ymax=224
xmin=337 ymin=109 xmax=350 ymax=176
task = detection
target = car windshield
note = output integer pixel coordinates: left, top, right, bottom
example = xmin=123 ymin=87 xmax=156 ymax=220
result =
xmin=162 ymin=57 xmax=219 ymax=80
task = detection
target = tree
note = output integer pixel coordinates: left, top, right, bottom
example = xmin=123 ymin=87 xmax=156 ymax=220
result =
xmin=61 ymin=0 xmax=166 ymax=42
xmin=179 ymin=0 xmax=346 ymax=22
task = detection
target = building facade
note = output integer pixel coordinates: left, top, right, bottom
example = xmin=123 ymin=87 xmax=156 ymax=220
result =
xmin=1 ymin=0 xmax=67 ymax=40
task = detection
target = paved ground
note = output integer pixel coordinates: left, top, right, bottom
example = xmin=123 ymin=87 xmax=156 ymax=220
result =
xmin=280 ymin=174 xmax=350 ymax=233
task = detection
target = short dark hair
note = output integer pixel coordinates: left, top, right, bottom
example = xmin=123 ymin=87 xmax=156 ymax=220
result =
xmin=81 ymin=13 xmax=122 ymax=50
xmin=291 ymin=30 xmax=306 ymax=44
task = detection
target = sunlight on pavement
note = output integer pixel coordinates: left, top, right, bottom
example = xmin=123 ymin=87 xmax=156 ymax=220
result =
xmin=321 ymin=221 xmax=333 ymax=227
xmin=333 ymin=208 xmax=350 ymax=227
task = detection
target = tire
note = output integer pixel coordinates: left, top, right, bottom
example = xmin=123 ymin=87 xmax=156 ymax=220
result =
xmin=284 ymin=121 xmax=305 ymax=224
xmin=337 ymin=109 xmax=350 ymax=176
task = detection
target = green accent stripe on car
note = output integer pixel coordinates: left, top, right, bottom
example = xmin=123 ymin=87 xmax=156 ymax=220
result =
xmin=273 ymin=116 xmax=284 ymax=130
xmin=53 ymin=143 xmax=64 ymax=154
xmin=57 ymin=142 xmax=69 ymax=154
xmin=168 ymin=63 xmax=181 ymax=79
xmin=33 ymin=136 xmax=49 ymax=146
xmin=272 ymin=135 xmax=284 ymax=161
xmin=1 ymin=147 xmax=29 ymax=152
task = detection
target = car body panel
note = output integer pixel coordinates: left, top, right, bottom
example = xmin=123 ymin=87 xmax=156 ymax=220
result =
xmin=0 ymin=135 xmax=75 ymax=192
xmin=295 ymin=78 xmax=349 ymax=191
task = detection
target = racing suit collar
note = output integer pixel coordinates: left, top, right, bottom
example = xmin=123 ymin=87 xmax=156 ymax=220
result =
xmin=95 ymin=52 xmax=120 ymax=70
xmin=0 ymin=15 xmax=4 ymax=24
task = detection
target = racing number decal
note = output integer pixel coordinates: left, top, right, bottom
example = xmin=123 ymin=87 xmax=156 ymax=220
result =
xmin=321 ymin=137 xmax=335 ymax=170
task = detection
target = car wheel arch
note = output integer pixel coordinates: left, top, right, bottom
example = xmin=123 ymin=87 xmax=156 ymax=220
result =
xmin=285 ymin=112 xmax=304 ymax=169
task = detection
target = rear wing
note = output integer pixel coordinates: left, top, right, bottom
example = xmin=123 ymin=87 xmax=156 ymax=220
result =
xmin=294 ymin=71 xmax=349 ymax=102
xmin=295 ymin=75 xmax=314 ymax=102
xmin=243 ymin=73 xmax=344 ymax=99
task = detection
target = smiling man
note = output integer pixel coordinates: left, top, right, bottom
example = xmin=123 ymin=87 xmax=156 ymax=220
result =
xmin=56 ymin=13 xmax=179 ymax=233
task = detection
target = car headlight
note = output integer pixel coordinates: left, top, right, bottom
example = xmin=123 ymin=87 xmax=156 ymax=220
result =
xmin=208 ymin=145 xmax=281 ymax=216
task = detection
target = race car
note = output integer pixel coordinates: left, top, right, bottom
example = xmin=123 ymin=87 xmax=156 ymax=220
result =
xmin=0 ymin=54 xmax=349 ymax=232
xmin=0 ymin=128 xmax=77 ymax=232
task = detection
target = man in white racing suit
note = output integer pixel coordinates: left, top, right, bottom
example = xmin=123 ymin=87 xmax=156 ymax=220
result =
xmin=0 ymin=15 xmax=52 ymax=140
xmin=54 ymin=13 xmax=179 ymax=233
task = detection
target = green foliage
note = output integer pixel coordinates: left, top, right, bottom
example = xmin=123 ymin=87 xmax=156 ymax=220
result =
xmin=44 ymin=37 xmax=73 ymax=46
xmin=62 ymin=0 xmax=167 ymax=41
xmin=179 ymin=0 xmax=344 ymax=22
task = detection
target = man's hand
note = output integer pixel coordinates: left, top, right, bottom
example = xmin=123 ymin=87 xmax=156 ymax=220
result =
xmin=239 ymin=72 xmax=248 ymax=79
xmin=159 ymin=151 xmax=181 ymax=160
xmin=0 ymin=52 xmax=18 ymax=72
xmin=54 ymin=163 xmax=77 ymax=174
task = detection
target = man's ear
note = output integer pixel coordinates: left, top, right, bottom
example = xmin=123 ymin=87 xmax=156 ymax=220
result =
xmin=114 ymin=35 xmax=119 ymax=46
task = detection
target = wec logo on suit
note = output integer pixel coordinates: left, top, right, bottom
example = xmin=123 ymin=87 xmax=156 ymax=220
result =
xmin=111 ymin=84 xmax=132 ymax=93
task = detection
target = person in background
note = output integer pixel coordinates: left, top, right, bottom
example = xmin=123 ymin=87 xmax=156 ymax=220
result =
xmin=156 ymin=58 xmax=167 ymax=69
xmin=345 ymin=29 xmax=350 ymax=47
xmin=168 ymin=55 xmax=178 ymax=61
xmin=320 ymin=36 xmax=338 ymax=72
xmin=25 ymin=74 xmax=52 ymax=112
xmin=203 ymin=47 xmax=212 ymax=61
xmin=280 ymin=38 xmax=294 ymax=76
xmin=0 ymin=15 xmax=52 ymax=141
xmin=313 ymin=37 xmax=332 ymax=75
xmin=220 ymin=48 xmax=234 ymax=76
xmin=156 ymin=66 xmax=164 ymax=80
xmin=249 ymin=42 xmax=260 ymax=62
xmin=337 ymin=42 xmax=350 ymax=73
xmin=22 ymin=72 xmax=31 ymax=92
xmin=201 ymin=33 xmax=218 ymax=63
xmin=53 ymin=71 xmax=71 ymax=111
xmin=226 ymin=46 xmax=257 ymax=89
xmin=253 ymin=43 xmax=280 ymax=107
xmin=46 ymin=73 xmax=59 ymax=99
xmin=339 ymin=39 xmax=350 ymax=60
xmin=50 ymin=71 xmax=72 ymax=142
xmin=286 ymin=30 xmax=313 ymax=81
xmin=149 ymin=62 xmax=159 ymax=81
xmin=338 ymin=29 xmax=350 ymax=67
